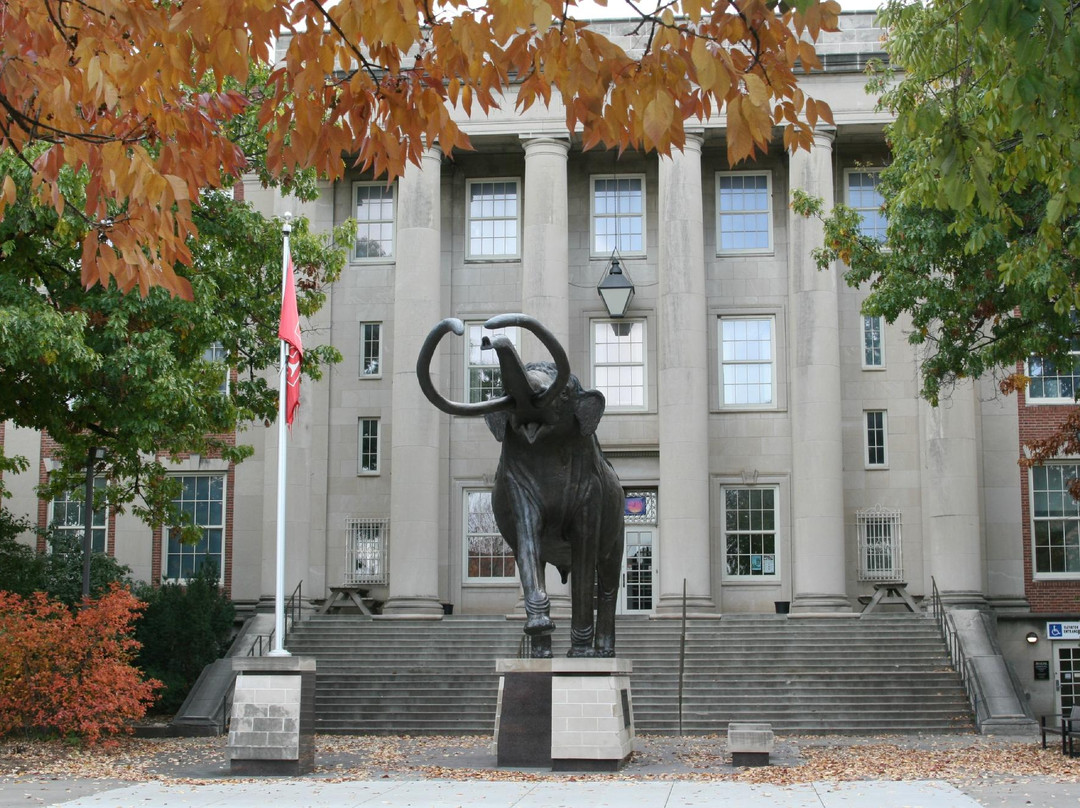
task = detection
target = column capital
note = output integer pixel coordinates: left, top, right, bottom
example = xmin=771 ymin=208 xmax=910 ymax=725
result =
xmin=811 ymin=127 xmax=836 ymax=149
xmin=683 ymin=129 xmax=705 ymax=149
xmin=520 ymin=135 xmax=571 ymax=157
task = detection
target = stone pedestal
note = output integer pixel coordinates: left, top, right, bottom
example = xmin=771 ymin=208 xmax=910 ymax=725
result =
xmin=493 ymin=658 xmax=634 ymax=771
xmin=728 ymin=721 xmax=774 ymax=767
xmin=227 ymin=656 xmax=316 ymax=775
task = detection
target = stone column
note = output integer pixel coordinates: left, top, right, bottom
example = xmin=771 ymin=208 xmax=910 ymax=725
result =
xmin=787 ymin=130 xmax=850 ymax=612
xmin=922 ymin=380 xmax=986 ymax=606
xmin=520 ymin=137 xmax=571 ymax=347
xmin=520 ymin=135 xmax=572 ymax=613
xmin=382 ymin=146 xmax=445 ymax=617
xmin=655 ymin=134 xmax=716 ymax=614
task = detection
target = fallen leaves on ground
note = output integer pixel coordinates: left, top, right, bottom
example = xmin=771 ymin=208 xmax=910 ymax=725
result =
xmin=0 ymin=732 xmax=1076 ymax=788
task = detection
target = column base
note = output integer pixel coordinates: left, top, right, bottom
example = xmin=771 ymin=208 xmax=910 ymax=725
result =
xmin=985 ymin=596 xmax=1031 ymax=614
xmin=378 ymin=595 xmax=445 ymax=618
xmin=790 ymin=593 xmax=852 ymax=613
xmin=654 ymin=594 xmax=717 ymax=616
xmin=937 ymin=590 xmax=988 ymax=610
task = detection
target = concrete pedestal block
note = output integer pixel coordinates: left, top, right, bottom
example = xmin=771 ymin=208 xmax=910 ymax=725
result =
xmin=493 ymin=658 xmax=634 ymax=771
xmin=728 ymin=721 xmax=774 ymax=767
xmin=227 ymin=656 xmax=316 ymax=775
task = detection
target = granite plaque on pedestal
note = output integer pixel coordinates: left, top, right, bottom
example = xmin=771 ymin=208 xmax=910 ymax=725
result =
xmin=493 ymin=658 xmax=633 ymax=771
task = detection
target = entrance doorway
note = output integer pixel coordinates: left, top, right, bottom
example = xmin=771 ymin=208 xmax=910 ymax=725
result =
xmin=1057 ymin=643 xmax=1080 ymax=715
xmin=619 ymin=490 xmax=657 ymax=614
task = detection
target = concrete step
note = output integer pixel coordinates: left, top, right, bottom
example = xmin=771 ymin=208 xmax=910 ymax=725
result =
xmin=281 ymin=612 xmax=972 ymax=735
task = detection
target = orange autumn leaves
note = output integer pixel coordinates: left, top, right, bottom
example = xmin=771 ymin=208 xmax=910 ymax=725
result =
xmin=0 ymin=587 xmax=160 ymax=745
xmin=0 ymin=0 xmax=837 ymax=297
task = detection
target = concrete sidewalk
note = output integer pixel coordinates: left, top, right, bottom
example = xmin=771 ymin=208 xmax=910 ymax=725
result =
xmin=7 ymin=776 xmax=1080 ymax=808
xmin=3 ymin=778 xmax=994 ymax=808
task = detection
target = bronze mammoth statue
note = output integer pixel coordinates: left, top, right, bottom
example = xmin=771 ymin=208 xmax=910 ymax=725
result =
xmin=417 ymin=314 xmax=624 ymax=658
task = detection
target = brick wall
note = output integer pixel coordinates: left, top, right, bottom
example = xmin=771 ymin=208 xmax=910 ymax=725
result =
xmin=35 ymin=437 xmax=235 ymax=596
xmin=1017 ymin=373 xmax=1080 ymax=612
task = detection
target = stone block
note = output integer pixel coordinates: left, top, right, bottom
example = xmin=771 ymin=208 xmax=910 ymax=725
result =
xmin=227 ymin=657 xmax=315 ymax=775
xmin=728 ymin=722 xmax=774 ymax=767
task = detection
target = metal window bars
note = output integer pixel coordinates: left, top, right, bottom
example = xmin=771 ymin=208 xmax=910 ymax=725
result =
xmin=856 ymin=505 xmax=902 ymax=582
xmin=345 ymin=517 xmax=389 ymax=585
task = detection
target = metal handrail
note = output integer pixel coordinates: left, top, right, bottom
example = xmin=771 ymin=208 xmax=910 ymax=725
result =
xmin=247 ymin=580 xmax=304 ymax=656
xmin=678 ymin=578 xmax=687 ymax=735
xmin=929 ymin=576 xmax=989 ymax=727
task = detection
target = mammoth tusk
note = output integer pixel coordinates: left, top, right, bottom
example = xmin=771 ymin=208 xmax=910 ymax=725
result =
xmin=416 ymin=318 xmax=515 ymax=417
xmin=484 ymin=313 xmax=571 ymax=409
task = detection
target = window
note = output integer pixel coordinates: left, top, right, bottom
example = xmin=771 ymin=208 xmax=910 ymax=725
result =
xmin=865 ymin=410 xmax=888 ymax=468
xmin=358 ymin=418 xmax=380 ymax=475
xmin=716 ymin=171 xmax=772 ymax=253
xmin=592 ymin=319 xmax=646 ymax=410
xmin=203 ymin=341 xmax=229 ymax=395
xmin=354 ymin=183 xmax=395 ymax=259
xmin=464 ymin=489 xmax=516 ymax=581
xmin=719 ymin=316 xmax=775 ymax=407
xmin=1028 ymin=350 xmax=1080 ymax=402
xmin=467 ymin=179 xmax=520 ymax=258
xmin=845 ymin=169 xmax=886 ymax=242
xmin=857 ymin=505 xmax=902 ymax=581
xmin=591 ymin=175 xmax=645 ymax=255
xmin=722 ymin=486 xmax=778 ymax=577
xmin=466 ymin=323 xmax=519 ymax=403
xmin=862 ymin=315 xmax=884 ymax=368
xmin=1032 ymin=464 xmax=1080 ymax=575
xmin=50 ymin=479 xmax=107 ymax=553
xmin=345 ymin=517 xmax=388 ymax=585
xmin=165 ymin=474 xmax=225 ymax=580
xmin=360 ymin=322 xmax=382 ymax=378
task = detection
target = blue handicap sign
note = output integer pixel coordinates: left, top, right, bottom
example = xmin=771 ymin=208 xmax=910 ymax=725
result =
xmin=1050 ymin=623 xmax=1065 ymax=638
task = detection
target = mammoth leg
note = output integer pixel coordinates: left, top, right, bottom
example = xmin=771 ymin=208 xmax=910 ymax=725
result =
xmin=594 ymin=534 xmax=622 ymax=658
xmin=567 ymin=526 xmax=598 ymax=657
xmin=507 ymin=504 xmax=555 ymax=659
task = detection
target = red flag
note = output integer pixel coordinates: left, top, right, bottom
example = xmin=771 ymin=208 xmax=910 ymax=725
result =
xmin=278 ymin=257 xmax=304 ymax=426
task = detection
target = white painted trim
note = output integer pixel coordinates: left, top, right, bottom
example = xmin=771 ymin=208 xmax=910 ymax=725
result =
xmin=715 ymin=169 xmax=773 ymax=255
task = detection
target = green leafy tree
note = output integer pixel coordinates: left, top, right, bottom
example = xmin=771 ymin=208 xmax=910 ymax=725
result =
xmin=0 ymin=509 xmax=45 ymax=596
xmin=792 ymin=0 xmax=1080 ymax=480
xmin=0 ymin=147 xmax=351 ymax=530
xmin=0 ymin=509 xmax=130 ymax=605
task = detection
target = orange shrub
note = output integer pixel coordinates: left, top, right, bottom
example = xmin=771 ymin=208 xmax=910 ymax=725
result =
xmin=0 ymin=586 xmax=161 ymax=744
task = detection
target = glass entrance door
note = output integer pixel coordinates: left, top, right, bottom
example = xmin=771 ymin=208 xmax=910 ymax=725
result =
xmin=621 ymin=528 xmax=654 ymax=613
xmin=1057 ymin=644 xmax=1080 ymax=714
xmin=619 ymin=490 xmax=657 ymax=614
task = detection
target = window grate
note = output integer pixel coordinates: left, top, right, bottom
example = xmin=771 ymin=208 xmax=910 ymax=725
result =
xmin=857 ymin=505 xmax=902 ymax=582
xmin=345 ymin=517 xmax=388 ymax=585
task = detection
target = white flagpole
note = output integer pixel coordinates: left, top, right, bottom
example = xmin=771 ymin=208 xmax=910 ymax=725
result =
xmin=270 ymin=213 xmax=292 ymax=657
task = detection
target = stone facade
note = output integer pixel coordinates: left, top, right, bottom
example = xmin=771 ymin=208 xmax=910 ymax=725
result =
xmin=3 ymin=11 xmax=1080 ymax=716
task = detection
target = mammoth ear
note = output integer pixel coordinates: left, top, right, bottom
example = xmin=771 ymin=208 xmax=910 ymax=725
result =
xmin=575 ymin=390 xmax=606 ymax=436
xmin=485 ymin=411 xmax=510 ymax=442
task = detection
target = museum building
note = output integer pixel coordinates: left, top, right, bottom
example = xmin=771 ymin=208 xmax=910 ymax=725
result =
xmin=2 ymin=11 xmax=1078 ymax=714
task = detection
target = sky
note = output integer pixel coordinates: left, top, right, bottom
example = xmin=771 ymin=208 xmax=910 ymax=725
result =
xmin=573 ymin=0 xmax=882 ymax=18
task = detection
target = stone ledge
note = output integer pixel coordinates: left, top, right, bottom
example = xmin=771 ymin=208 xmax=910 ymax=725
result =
xmin=496 ymin=658 xmax=632 ymax=674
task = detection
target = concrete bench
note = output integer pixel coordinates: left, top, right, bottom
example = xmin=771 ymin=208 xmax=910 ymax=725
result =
xmin=728 ymin=722 xmax=774 ymax=767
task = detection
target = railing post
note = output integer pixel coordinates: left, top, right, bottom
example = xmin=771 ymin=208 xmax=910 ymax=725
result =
xmin=678 ymin=578 xmax=687 ymax=735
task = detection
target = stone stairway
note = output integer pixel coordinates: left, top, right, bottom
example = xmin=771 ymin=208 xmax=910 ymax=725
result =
xmin=282 ymin=613 xmax=973 ymax=735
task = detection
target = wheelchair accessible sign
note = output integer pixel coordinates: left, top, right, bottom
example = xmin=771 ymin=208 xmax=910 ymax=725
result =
xmin=1046 ymin=622 xmax=1080 ymax=640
